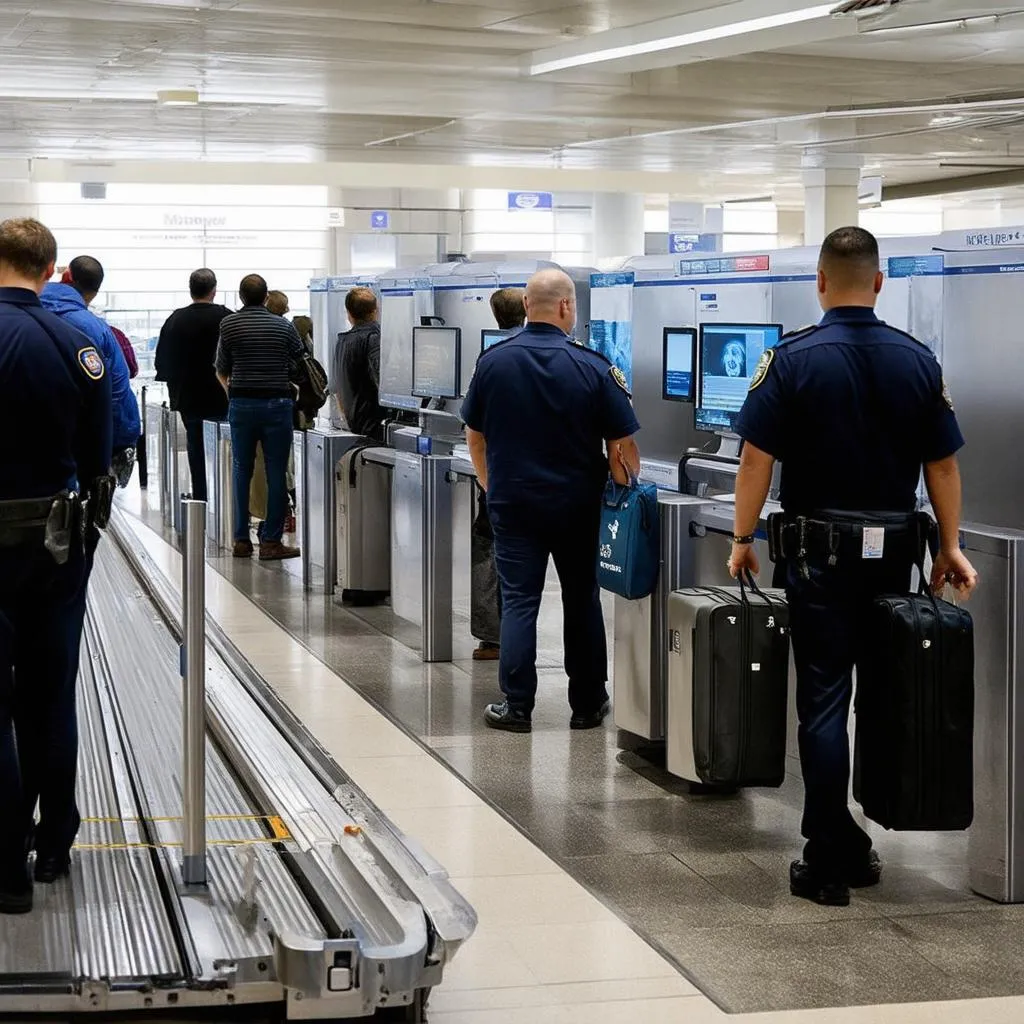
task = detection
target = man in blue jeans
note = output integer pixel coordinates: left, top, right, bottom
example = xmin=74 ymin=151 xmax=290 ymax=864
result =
xmin=215 ymin=274 xmax=304 ymax=561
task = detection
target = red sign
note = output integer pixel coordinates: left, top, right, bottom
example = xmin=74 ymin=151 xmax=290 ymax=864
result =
xmin=734 ymin=255 xmax=770 ymax=272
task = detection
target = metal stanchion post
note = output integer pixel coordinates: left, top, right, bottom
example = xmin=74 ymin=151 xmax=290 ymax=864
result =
xmin=138 ymin=385 xmax=148 ymax=488
xmin=181 ymin=499 xmax=208 ymax=886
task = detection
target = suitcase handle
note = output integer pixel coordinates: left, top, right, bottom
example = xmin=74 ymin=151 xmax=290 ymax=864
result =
xmin=738 ymin=568 xmax=782 ymax=613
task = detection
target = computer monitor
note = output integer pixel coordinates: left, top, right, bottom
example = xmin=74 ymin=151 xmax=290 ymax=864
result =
xmin=696 ymin=322 xmax=783 ymax=434
xmin=481 ymin=328 xmax=511 ymax=353
xmin=662 ymin=327 xmax=697 ymax=403
xmin=412 ymin=326 xmax=462 ymax=400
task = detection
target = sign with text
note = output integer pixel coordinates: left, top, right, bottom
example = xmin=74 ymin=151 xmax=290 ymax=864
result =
xmin=669 ymin=201 xmax=704 ymax=234
xmin=370 ymin=210 xmax=390 ymax=230
xmin=508 ymin=191 xmax=553 ymax=211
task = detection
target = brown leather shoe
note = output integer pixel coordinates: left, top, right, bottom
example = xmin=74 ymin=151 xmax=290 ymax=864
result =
xmin=472 ymin=643 xmax=500 ymax=662
xmin=233 ymin=540 xmax=254 ymax=558
xmin=259 ymin=541 xmax=301 ymax=561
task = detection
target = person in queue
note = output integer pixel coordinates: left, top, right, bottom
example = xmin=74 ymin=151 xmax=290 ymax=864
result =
xmin=462 ymin=269 xmax=641 ymax=733
xmin=0 ymin=219 xmax=112 ymax=912
xmin=266 ymin=290 xmax=289 ymax=317
xmin=729 ymin=225 xmax=979 ymax=907
xmin=215 ymin=273 xmax=304 ymax=561
xmin=154 ymin=269 xmax=232 ymax=502
xmin=334 ymin=287 xmax=385 ymax=441
xmin=42 ymin=255 xmax=140 ymax=468
xmin=469 ymin=288 xmax=526 ymax=663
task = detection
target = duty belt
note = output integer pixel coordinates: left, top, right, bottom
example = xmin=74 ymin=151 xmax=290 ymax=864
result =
xmin=767 ymin=509 xmax=930 ymax=580
xmin=0 ymin=492 xmax=81 ymax=564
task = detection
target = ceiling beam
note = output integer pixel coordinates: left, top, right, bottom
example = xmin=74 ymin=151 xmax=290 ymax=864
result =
xmin=883 ymin=167 xmax=1024 ymax=200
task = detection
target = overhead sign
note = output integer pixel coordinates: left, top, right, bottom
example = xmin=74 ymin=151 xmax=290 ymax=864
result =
xmin=669 ymin=233 xmax=699 ymax=254
xmin=956 ymin=228 xmax=1024 ymax=248
xmin=679 ymin=254 xmax=770 ymax=276
xmin=887 ymin=255 xmax=944 ymax=279
xmin=859 ymin=175 xmax=883 ymax=207
xmin=669 ymin=201 xmax=704 ymax=234
xmin=370 ymin=210 xmax=390 ymax=230
xmin=508 ymin=191 xmax=553 ymax=211
xmin=327 ymin=208 xmax=345 ymax=227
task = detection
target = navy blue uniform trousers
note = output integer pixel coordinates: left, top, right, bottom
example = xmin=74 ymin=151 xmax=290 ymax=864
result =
xmin=490 ymin=504 xmax=608 ymax=716
xmin=784 ymin=552 xmax=913 ymax=874
xmin=0 ymin=541 xmax=86 ymax=877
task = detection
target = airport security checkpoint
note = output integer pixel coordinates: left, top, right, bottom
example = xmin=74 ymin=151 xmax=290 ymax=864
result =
xmin=6 ymin=226 xmax=1024 ymax=1021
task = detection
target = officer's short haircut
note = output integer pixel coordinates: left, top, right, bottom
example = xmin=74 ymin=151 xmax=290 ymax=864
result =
xmin=0 ymin=218 xmax=57 ymax=278
xmin=266 ymin=290 xmax=289 ymax=315
xmin=345 ymin=287 xmax=378 ymax=323
xmin=189 ymin=268 xmax=217 ymax=299
xmin=490 ymin=288 xmax=526 ymax=330
xmin=819 ymin=226 xmax=880 ymax=286
xmin=69 ymin=255 xmax=105 ymax=294
xmin=239 ymin=273 xmax=269 ymax=307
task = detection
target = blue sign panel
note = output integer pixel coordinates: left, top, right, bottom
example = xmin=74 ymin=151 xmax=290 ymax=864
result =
xmin=590 ymin=272 xmax=635 ymax=288
xmin=370 ymin=210 xmax=390 ymax=230
xmin=887 ymin=255 xmax=945 ymax=279
xmin=669 ymin=233 xmax=698 ymax=254
xmin=508 ymin=191 xmax=553 ymax=211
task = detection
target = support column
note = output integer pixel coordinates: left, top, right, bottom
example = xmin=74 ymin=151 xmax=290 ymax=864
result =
xmin=802 ymin=153 xmax=862 ymax=245
xmin=776 ymin=208 xmax=805 ymax=249
xmin=593 ymin=192 xmax=646 ymax=263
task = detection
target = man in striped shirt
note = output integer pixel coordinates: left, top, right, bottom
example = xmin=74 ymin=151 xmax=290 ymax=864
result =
xmin=215 ymin=274 xmax=304 ymax=561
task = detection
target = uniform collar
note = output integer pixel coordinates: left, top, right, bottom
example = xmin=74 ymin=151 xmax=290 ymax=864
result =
xmin=820 ymin=305 xmax=880 ymax=325
xmin=0 ymin=287 xmax=41 ymax=307
xmin=521 ymin=320 xmax=572 ymax=341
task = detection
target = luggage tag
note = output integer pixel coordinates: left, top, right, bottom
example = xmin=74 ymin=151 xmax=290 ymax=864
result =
xmin=862 ymin=527 xmax=885 ymax=560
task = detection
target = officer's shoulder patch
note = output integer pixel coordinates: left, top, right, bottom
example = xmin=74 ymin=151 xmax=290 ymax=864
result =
xmin=610 ymin=365 xmax=632 ymax=396
xmin=78 ymin=346 xmax=105 ymax=381
xmin=942 ymin=377 xmax=955 ymax=411
xmin=778 ymin=324 xmax=818 ymax=348
xmin=748 ymin=348 xmax=775 ymax=391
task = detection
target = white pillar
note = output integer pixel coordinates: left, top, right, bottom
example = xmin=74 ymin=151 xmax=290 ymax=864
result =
xmin=802 ymin=152 xmax=862 ymax=246
xmin=592 ymin=192 xmax=646 ymax=263
xmin=776 ymin=208 xmax=805 ymax=249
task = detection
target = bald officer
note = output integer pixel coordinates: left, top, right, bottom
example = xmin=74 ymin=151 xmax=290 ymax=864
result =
xmin=461 ymin=269 xmax=641 ymax=733
xmin=729 ymin=226 xmax=978 ymax=908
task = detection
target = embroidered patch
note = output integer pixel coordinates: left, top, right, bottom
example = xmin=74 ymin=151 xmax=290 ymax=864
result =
xmin=610 ymin=366 xmax=631 ymax=396
xmin=78 ymin=347 xmax=105 ymax=380
xmin=748 ymin=348 xmax=775 ymax=391
xmin=942 ymin=378 xmax=954 ymax=411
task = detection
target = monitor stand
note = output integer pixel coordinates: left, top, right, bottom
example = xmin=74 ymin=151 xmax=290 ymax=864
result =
xmin=716 ymin=434 xmax=742 ymax=460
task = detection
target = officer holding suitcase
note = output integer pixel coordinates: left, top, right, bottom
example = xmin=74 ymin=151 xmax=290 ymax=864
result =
xmin=728 ymin=225 xmax=978 ymax=908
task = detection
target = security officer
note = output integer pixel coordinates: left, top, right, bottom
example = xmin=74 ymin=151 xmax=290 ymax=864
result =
xmin=462 ymin=268 xmax=641 ymax=733
xmin=0 ymin=218 xmax=112 ymax=914
xmin=729 ymin=225 xmax=978 ymax=907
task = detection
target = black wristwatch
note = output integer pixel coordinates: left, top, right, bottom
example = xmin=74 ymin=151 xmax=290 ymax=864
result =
xmin=733 ymin=534 xmax=755 ymax=545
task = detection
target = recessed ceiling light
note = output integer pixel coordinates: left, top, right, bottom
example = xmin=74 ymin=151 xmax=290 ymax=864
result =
xmin=157 ymin=89 xmax=200 ymax=106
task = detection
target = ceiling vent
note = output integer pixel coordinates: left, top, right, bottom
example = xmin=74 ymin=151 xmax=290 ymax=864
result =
xmin=831 ymin=0 xmax=903 ymax=13
xmin=80 ymin=182 xmax=106 ymax=200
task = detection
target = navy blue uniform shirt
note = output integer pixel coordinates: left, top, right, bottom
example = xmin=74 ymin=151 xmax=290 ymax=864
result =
xmin=736 ymin=306 xmax=964 ymax=514
xmin=461 ymin=322 xmax=640 ymax=515
xmin=0 ymin=287 xmax=112 ymax=500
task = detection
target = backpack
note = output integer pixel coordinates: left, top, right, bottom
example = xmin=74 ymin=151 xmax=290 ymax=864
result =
xmin=294 ymin=352 xmax=329 ymax=429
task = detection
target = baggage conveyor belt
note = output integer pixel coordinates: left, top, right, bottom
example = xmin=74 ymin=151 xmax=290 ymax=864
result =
xmin=0 ymin=511 xmax=475 ymax=1019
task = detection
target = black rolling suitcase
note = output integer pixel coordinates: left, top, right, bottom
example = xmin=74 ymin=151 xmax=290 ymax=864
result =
xmin=854 ymin=587 xmax=974 ymax=831
xmin=667 ymin=574 xmax=791 ymax=788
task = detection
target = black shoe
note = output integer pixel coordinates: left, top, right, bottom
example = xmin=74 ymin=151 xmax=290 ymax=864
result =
xmin=570 ymin=699 xmax=611 ymax=731
xmin=483 ymin=702 xmax=532 ymax=733
xmin=790 ymin=860 xmax=850 ymax=907
xmin=0 ymin=866 xmax=32 ymax=915
xmin=34 ymin=853 xmax=71 ymax=885
xmin=847 ymin=850 xmax=882 ymax=889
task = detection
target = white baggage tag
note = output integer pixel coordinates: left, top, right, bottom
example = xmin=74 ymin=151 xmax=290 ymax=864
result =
xmin=862 ymin=527 xmax=885 ymax=560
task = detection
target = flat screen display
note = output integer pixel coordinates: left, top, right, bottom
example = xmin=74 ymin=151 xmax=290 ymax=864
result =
xmin=696 ymin=322 xmax=783 ymax=434
xmin=481 ymin=328 xmax=511 ymax=352
xmin=662 ymin=327 xmax=697 ymax=403
xmin=412 ymin=326 xmax=462 ymax=399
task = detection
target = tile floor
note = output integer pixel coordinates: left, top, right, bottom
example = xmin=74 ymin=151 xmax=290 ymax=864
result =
xmin=119 ymin=496 xmax=1024 ymax=1023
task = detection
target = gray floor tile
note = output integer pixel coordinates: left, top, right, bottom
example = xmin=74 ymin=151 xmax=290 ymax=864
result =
xmin=656 ymin=917 xmax=984 ymax=1013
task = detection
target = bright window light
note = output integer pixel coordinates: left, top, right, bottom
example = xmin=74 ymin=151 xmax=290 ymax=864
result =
xmin=529 ymin=4 xmax=836 ymax=74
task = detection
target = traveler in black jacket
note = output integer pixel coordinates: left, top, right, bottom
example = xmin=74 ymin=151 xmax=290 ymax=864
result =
xmin=334 ymin=288 xmax=385 ymax=441
xmin=155 ymin=269 xmax=231 ymax=502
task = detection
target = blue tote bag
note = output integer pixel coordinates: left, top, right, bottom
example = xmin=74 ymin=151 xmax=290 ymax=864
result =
xmin=597 ymin=477 xmax=661 ymax=600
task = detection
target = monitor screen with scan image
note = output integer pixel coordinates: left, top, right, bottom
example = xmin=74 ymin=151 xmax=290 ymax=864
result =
xmin=696 ymin=322 xmax=783 ymax=434
xmin=481 ymin=328 xmax=511 ymax=353
xmin=412 ymin=326 xmax=462 ymax=399
xmin=662 ymin=327 xmax=697 ymax=403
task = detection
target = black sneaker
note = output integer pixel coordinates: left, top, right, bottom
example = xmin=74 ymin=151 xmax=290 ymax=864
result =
xmin=847 ymin=850 xmax=882 ymax=889
xmin=790 ymin=860 xmax=850 ymax=907
xmin=0 ymin=865 xmax=32 ymax=915
xmin=483 ymin=701 xmax=532 ymax=733
xmin=34 ymin=853 xmax=71 ymax=885
xmin=570 ymin=699 xmax=611 ymax=731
